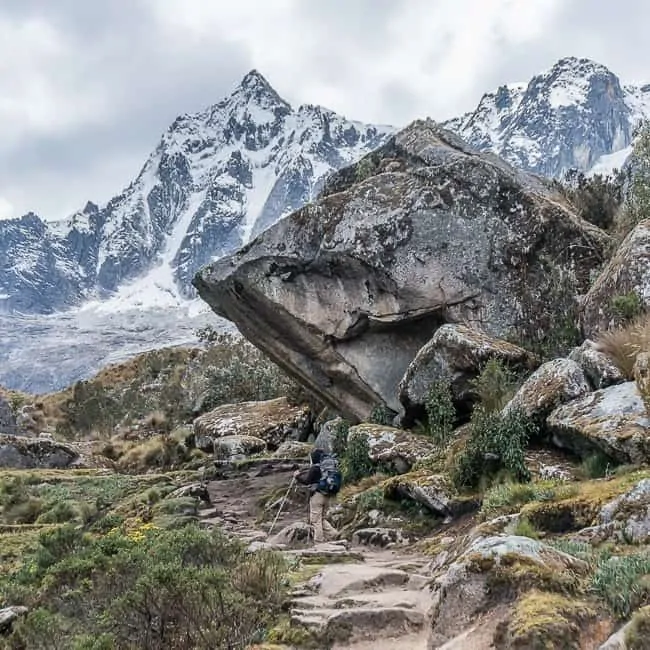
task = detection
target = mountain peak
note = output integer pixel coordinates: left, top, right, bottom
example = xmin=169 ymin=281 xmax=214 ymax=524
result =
xmin=231 ymin=69 xmax=286 ymax=107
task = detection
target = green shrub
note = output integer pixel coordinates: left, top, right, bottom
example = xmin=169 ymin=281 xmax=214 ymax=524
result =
xmin=3 ymin=525 xmax=288 ymax=650
xmin=425 ymin=379 xmax=456 ymax=445
xmin=625 ymin=606 xmax=650 ymax=650
xmin=580 ymin=452 xmax=613 ymax=479
xmin=452 ymin=407 xmax=536 ymax=489
xmin=513 ymin=517 xmax=540 ymax=540
xmin=199 ymin=333 xmax=307 ymax=413
xmin=480 ymin=480 xmax=577 ymax=518
xmin=369 ymin=405 xmax=394 ymax=426
xmin=591 ymin=552 xmax=650 ymax=619
xmin=471 ymin=359 xmax=518 ymax=413
xmin=342 ymin=432 xmax=374 ymax=483
xmin=561 ymin=168 xmax=623 ymax=231
xmin=332 ymin=419 xmax=350 ymax=458
xmin=611 ymin=292 xmax=644 ymax=323
xmin=356 ymin=487 xmax=384 ymax=513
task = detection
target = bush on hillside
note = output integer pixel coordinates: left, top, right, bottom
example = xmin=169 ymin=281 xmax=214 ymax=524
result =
xmin=2 ymin=524 xmax=288 ymax=650
xmin=452 ymin=406 xmax=536 ymax=490
xmin=424 ymin=379 xmax=456 ymax=445
xmin=561 ymin=168 xmax=624 ymax=231
xmin=341 ymin=431 xmax=374 ymax=483
xmin=470 ymin=358 xmax=519 ymax=414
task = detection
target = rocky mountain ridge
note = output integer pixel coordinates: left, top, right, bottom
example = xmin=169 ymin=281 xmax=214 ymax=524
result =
xmin=0 ymin=70 xmax=393 ymax=315
xmin=443 ymin=56 xmax=650 ymax=179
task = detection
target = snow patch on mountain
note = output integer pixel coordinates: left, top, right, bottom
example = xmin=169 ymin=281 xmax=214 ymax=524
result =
xmin=444 ymin=56 xmax=650 ymax=179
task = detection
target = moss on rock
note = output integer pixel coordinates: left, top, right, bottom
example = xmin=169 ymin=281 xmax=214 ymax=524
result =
xmin=505 ymin=590 xmax=598 ymax=649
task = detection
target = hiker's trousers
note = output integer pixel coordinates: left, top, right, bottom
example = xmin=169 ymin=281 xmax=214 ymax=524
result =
xmin=309 ymin=491 xmax=337 ymax=542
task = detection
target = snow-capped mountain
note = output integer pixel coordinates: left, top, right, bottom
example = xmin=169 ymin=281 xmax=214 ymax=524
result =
xmin=0 ymin=70 xmax=393 ymax=315
xmin=443 ymin=57 xmax=650 ymax=178
xmin=3 ymin=57 xmax=650 ymax=394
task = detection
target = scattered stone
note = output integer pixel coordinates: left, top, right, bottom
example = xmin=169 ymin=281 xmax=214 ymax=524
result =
xmin=503 ymin=358 xmax=592 ymax=423
xmin=0 ymin=433 xmax=79 ymax=469
xmin=548 ymin=381 xmax=650 ymax=464
xmin=194 ymin=119 xmax=608 ymax=422
xmin=634 ymin=351 xmax=650 ymax=415
xmin=193 ymin=397 xmax=312 ymax=450
xmin=383 ymin=472 xmax=478 ymax=520
xmin=268 ymin=521 xmax=313 ymax=547
xmin=273 ymin=440 xmax=312 ymax=459
xmin=572 ymin=478 xmax=650 ymax=545
xmin=569 ymin=339 xmax=626 ymax=390
xmin=399 ymin=324 xmax=537 ymax=423
xmin=167 ymin=483 xmax=211 ymax=503
xmin=352 ymin=528 xmax=412 ymax=548
xmin=581 ymin=219 xmax=650 ymax=337
xmin=212 ymin=435 xmax=268 ymax=460
xmin=347 ymin=424 xmax=436 ymax=474
xmin=0 ymin=606 xmax=28 ymax=635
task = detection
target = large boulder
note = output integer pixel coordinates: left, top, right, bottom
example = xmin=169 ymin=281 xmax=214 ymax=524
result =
xmin=0 ymin=434 xmax=79 ymax=469
xmin=347 ymin=424 xmax=436 ymax=474
xmin=399 ymin=323 xmax=537 ymax=424
xmin=548 ymin=381 xmax=650 ymax=464
xmin=429 ymin=535 xmax=589 ymax=647
xmin=193 ymin=120 xmax=609 ymax=422
xmin=502 ymin=358 xmax=591 ymax=424
xmin=192 ymin=397 xmax=312 ymax=451
xmin=581 ymin=219 xmax=650 ymax=338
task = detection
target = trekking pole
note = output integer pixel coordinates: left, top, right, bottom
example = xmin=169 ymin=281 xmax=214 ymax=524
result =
xmin=268 ymin=477 xmax=296 ymax=535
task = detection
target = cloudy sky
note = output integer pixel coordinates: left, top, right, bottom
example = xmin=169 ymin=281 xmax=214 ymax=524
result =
xmin=1 ymin=0 xmax=648 ymax=221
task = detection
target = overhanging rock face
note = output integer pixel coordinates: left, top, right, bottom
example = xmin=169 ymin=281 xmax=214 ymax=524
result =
xmin=194 ymin=119 xmax=609 ymax=422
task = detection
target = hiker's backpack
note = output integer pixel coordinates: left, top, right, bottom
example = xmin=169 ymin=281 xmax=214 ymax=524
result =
xmin=317 ymin=454 xmax=342 ymax=495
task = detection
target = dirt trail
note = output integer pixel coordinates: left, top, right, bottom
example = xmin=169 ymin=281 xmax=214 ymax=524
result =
xmin=202 ymin=460 xmax=433 ymax=649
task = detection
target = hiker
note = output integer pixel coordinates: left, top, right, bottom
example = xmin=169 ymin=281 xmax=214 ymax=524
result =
xmin=294 ymin=448 xmax=341 ymax=543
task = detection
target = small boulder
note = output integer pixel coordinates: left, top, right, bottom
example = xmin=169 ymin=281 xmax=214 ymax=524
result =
xmin=590 ymin=478 xmax=650 ymax=544
xmin=0 ymin=606 xmax=28 ymax=634
xmin=212 ymin=435 xmax=267 ymax=460
xmin=502 ymin=358 xmax=591 ymax=424
xmin=193 ymin=397 xmax=312 ymax=450
xmin=351 ymin=527 xmax=412 ymax=548
xmin=274 ymin=440 xmax=312 ymax=459
xmin=569 ymin=339 xmax=626 ymax=390
xmin=0 ymin=433 xmax=78 ymax=469
xmin=268 ymin=522 xmax=313 ymax=546
xmin=167 ymin=483 xmax=211 ymax=503
xmin=313 ymin=417 xmax=346 ymax=454
xmin=399 ymin=324 xmax=537 ymax=423
xmin=347 ymin=424 xmax=436 ymax=474
xmin=548 ymin=382 xmax=650 ymax=464
xmin=581 ymin=219 xmax=650 ymax=337
xmin=634 ymin=351 xmax=650 ymax=415
xmin=383 ymin=471 xmax=478 ymax=520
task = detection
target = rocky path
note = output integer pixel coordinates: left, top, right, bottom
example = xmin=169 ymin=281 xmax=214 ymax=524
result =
xmin=201 ymin=460 xmax=433 ymax=649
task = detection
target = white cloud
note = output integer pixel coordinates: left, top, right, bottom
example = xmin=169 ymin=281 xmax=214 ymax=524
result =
xmin=0 ymin=0 xmax=648 ymax=222
xmin=0 ymin=196 xmax=14 ymax=220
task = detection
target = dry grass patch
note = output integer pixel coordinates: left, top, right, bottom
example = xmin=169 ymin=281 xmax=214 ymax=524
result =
xmin=595 ymin=313 xmax=650 ymax=380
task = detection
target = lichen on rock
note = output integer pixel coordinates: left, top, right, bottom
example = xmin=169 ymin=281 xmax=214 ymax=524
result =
xmin=548 ymin=382 xmax=650 ymax=464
